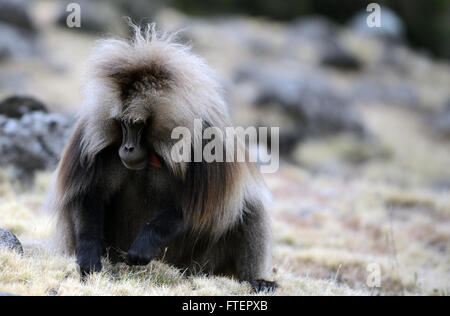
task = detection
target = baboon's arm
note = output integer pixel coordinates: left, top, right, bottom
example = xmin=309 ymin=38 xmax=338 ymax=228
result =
xmin=74 ymin=190 xmax=105 ymax=278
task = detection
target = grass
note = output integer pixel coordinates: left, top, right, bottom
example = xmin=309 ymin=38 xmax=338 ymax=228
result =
xmin=1 ymin=106 xmax=449 ymax=295
xmin=1 ymin=105 xmax=449 ymax=296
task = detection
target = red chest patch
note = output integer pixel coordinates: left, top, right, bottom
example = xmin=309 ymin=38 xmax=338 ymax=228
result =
xmin=149 ymin=153 xmax=162 ymax=168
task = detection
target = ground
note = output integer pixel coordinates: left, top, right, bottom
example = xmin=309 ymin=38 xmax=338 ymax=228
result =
xmin=1 ymin=104 xmax=449 ymax=296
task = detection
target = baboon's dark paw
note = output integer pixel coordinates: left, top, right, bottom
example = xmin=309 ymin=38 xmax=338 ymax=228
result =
xmin=249 ymin=280 xmax=278 ymax=293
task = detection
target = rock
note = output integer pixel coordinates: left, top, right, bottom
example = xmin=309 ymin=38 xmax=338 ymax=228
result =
xmin=0 ymin=22 xmax=37 ymax=60
xmin=320 ymin=41 xmax=362 ymax=71
xmin=432 ymin=100 xmax=450 ymax=138
xmin=0 ymin=0 xmax=36 ymax=33
xmin=0 ymin=228 xmax=23 ymax=255
xmin=235 ymin=64 xmax=368 ymax=154
xmin=289 ymin=17 xmax=361 ymax=70
xmin=57 ymin=0 xmax=128 ymax=36
xmin=0 ymin=95 xmax=48 ymax=118
xmin=289 ymin=17 xmax=337 ymax=41
xmin=0 ymin=110 xmax=74 ymax=175
xmin=0 ymin=1 xmax=39 ymax=60
xmin=352 ymin=79 xmax=419 ymax=107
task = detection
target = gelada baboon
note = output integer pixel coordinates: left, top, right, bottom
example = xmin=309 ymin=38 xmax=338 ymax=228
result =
xmin=46 ymin=24 xmax=276 ymax=292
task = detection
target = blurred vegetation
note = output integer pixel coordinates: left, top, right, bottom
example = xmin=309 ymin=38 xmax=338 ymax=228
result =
xmin=172 ymin=0 xmax=450 ymax=59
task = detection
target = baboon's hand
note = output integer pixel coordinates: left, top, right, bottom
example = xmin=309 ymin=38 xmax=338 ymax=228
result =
xmin=249 ymin=280 xmax=278 ymax=293
xmin=76 ymin=241 xmax=102 ymax=280
xmin=126 ymin=235 xmax=159 ymax=266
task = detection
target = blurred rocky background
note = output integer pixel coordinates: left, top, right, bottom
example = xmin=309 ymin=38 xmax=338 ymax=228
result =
xmin=0 ymin=0 xmax=449 ymax=295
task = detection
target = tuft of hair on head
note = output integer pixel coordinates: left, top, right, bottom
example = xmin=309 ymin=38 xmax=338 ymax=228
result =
xmin=124 ymin=18 xmax=187 ymax=48
xmin=87 ymin=20 xmax=189 ymax=85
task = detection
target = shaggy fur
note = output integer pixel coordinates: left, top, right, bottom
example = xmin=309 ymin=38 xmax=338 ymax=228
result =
xmin=46 ymin=24 xmax=273 ymax=284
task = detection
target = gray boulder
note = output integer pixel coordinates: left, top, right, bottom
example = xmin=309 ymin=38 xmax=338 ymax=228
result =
xmin=319 ymin=40 xmax=362 ymax=71
xmin=0 ymin=228 xmax=23 ymax=255
xmin=0 ymin=0 xmax=36 ymax=33
xmin=0 ymin=95 xmax=48 ymax=118
xmin=0 ymin=0 xmax=38 ymax=60
xmin=0 ymin=109 xmax=74 ymax=175
xmin=352 ymin=79 xmax=419 ymax=107
xmin=289 ymin=17 xmax=361 ymax=70
xmin=289 ymin=16 xmax=337 ymax=41
xmin=432 ymin=100 xmax=450 ymax=138
xmin=0 ymin=22 xmax=37 ymax=60
xmin=235 ymin=64 xmax=368 ymax=154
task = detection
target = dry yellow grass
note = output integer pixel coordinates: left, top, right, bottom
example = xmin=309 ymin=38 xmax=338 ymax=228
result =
xmin=1 ymin=111 xmax=449 ymax=295
xmin=1 ymin=106 xmax=450 ymax=296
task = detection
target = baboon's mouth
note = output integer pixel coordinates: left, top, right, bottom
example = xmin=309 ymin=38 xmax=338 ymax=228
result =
xmin=121 ymin=158 xmax=148 ymax=170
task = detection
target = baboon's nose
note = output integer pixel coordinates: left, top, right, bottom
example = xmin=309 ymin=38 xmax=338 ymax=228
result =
xmin=124 ymin=145 xmax=134 ymax=153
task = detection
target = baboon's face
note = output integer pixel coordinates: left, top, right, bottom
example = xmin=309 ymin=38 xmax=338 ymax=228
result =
xmin=118 ymin=120 xmax=149 ymax=170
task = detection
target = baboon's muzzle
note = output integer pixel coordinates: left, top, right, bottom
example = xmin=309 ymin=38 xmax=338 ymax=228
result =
xmin=119 ymin=121 xmax=148 ymax=170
